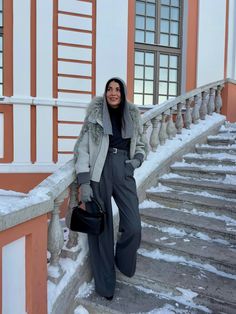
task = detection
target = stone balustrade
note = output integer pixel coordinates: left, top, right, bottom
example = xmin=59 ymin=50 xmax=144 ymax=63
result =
xmin=0 ymin=78 xmax=229 ymax=288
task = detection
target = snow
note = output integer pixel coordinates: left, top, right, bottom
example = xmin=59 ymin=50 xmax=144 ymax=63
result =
xmin=47 ymin=234 xmax=89 ymax=313
xmin=135 ymin=284 xmax=211 ymax=313
xmin=138 ymin=248 xmax=236 ymax=280
xmin=74 ymin=305 xmax=89 ymax=314
xmin=134 ymin=113 xmax=225 ymax=187
xmin=2 ymin=112 xmax=235 ymax=313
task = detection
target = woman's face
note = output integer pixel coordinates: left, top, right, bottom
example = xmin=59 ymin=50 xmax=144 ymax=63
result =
xmin=106 ymin=81 xmax=121 ymax=108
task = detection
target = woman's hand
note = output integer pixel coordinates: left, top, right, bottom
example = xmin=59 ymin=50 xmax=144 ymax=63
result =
xmin=80 ymin=183 xmax=93 ymax=202
xmin=125 ymin=159 xmax=141 ymax=169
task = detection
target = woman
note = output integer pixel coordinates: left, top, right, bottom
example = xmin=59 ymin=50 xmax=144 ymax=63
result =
xmin=74 ymin=77 xmax=146 ymax=300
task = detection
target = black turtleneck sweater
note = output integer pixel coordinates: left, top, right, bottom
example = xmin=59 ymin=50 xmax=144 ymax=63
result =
xmin=108 ymin=106 xmax=130 ymax=151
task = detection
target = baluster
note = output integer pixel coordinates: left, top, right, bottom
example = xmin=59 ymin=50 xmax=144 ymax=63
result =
xmin=199 ymin=91 xmax=208 ymax=120
xmin=175 ymin=102 xmax=183 ymax=134
xmin=159 ymin=112 xmax=167 ymax=145
xmin=207 ymin=88 xmax=215 ymax=115
xmin=142 ymin=121 xmax=151 ymax=155
xmin=166 ymin=108 xmax=177 ymax=139
xmin=48 ymin=189 xmax=68 ymax=284
xmin=61 ymin=181 xmax=80 ymax=261
xmin=150 ymin=116 xmax=160 ymax=151
xmin=192 ymin=94 xmax=200 ymax=124
xmin=215 ymin=85 xmax=223 ymax=113
xmin=184 ymin=98 xmax=192 ymax=129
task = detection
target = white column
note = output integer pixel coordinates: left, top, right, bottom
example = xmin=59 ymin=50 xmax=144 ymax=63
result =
xmin=96 ymin=0 xmax=129 ymax=95
xmin=13 ymin=0 xmax=31 ymax=96
xmin=2 ymin=237 xmax=26 ymax=314
xmin=197 ymin=0 xmax=226 ymax=86
xmin=36 ymin=106 xmax=53 ymax=163
xmin=227 ymin=0 xmax=236 ymax=79
xmin=13 ymin=105 xmax=31 ymax=163
xmin=36 ymin=0 xmax=53 ymax=98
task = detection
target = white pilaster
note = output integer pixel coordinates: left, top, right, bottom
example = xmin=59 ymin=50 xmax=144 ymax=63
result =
xmin=36 ymin=106 xmax=53 ymax=163
xmin=197 ymin=0 xmax=226 ymax=86
xmin=13 ymin=0 xmax=31 ymax=96
xmin=13 ymin=105 xmax=31 ymax=163
xmin=36 ymin=0 xmax=53 ymax=97
xmin=227 ymin=0 xmax=236 ymax=79
xmin=96 ymin=0 xmax=129 ymax=95
xmin=2 ymin=237 xmax=26 ymax=314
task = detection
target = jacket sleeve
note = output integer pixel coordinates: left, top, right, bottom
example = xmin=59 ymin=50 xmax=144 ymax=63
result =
xmin=74 ymin=125 xmax=90 ymax=185
xmin=133 ymin=109 xmax=146 ymax=166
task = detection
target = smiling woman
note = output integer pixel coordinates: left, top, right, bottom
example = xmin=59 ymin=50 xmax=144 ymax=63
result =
xmin=106 ymin=80 xmax=121 ymax=108
xmin=73 ymin=77 xmax=146 ymax=300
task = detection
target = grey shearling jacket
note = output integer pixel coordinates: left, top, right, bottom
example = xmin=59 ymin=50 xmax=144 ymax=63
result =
xmin=74 ymin=96 xmax=146 ymax=184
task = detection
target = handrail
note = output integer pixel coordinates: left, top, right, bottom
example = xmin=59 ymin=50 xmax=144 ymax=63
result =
xmin=0 ymin=77 xmax=232 ymax=286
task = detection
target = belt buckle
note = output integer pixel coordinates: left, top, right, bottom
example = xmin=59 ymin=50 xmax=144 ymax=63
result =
xmin=113 ymin=148 xmax=118 ymax=154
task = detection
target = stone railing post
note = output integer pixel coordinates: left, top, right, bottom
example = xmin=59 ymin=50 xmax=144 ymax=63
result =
xmin=192 ymin=94 xmax=200 ymax=124
xmin=175 ymin=102 xmax=183 ymax=134
xmin=166 ymin=108 xmax=177 ymax=139
xmin=207 ymin=87 xmax=216 ymax=115
xmin=184 ymin=98 xmax=192 ymax=129
xmin=150 ymin=117 xmax=160 ymax=152
xmin=199 ymin=91 xmax=208 ymax=120
xmin=61 ymin=181 xmax=80 ymax=260
xmin=215 ymin=85 xmax=223 ymax=113
xmin=47 ymin=189 xmax=68 ymax=284
xmin=159 ymin=112 xmax=168 ymax=145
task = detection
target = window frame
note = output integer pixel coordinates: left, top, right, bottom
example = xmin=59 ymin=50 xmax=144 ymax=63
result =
xmin=134 ymin=0 xmax=183 ymax=105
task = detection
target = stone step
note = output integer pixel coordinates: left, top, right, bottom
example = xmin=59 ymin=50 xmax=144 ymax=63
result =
xmin=146 ymin=189 xmax=236 ymax=219
xmin=158 ymin=175 xmax=236 ymax=199
xmin=122 ymin=253 xmax=236 ymax=314
xmin=207 ymin=135 xmax=236 ymax=146
xmin=219 ymin=129 xmax=236 ymax=134
xmin=141 ymin=224 xmax=236 ymax=275
xmin=170 ymin=162 xmax=236 ymax=179
xmin=140 ymin=206 xmax=236 ymax=244
xmin=75 ymin=280 xmax=203 ymax=314
xmin=195 ymin=144 xmax=236 ymax=155
xmin=183 ymin=152 xmax=236 ymax=166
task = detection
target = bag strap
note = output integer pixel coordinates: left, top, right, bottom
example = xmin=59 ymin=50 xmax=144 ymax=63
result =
xmin=80 ymin=198 xmax=105 ymax=214
xmin=91 ymin=197 xmax=105 ymax=214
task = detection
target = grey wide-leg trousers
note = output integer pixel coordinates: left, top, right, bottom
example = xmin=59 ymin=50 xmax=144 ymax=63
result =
xmin=87 ymin=149 xmax=141 ymax=298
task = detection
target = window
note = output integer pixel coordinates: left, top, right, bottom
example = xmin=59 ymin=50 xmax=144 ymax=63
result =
xmin=134 ymin=0 xmax=182 ymax=105
xmin=0 ymin=1 xmax=3 ymax=96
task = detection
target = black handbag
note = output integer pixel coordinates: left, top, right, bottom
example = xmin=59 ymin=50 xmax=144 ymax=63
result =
xmin=69 ymin=198 xmax=105 ymax=235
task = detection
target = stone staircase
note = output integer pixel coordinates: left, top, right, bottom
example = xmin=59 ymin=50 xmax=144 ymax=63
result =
xmin=74 ymin=123 xmax=236 ymax=314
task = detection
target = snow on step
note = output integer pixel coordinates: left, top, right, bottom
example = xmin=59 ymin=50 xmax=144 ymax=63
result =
xmin=195 ymin=144 xmax=236 ymax=155
xmin=183 ymin=152 xmax=236 ymax=166
xmin=146 ymin=186 xmax=236 ymax=220
xmin=139 ymin=204 xmax=236 ymax=242
xmin=141 ymin=224 xmax=236 ymax=275
xmin=75 ymin=280 xmax=206 ymax=314
xmin=133 ymin=254 xmax=236 ymax=314
xmin=170 ymin=162 xmax=236 ymax=179
xmin=159 ymin=173 xmax=236 ymax=198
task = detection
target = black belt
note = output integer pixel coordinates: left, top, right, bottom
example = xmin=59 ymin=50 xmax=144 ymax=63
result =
xmin=108 ymin=147 xmax=128 ymax=155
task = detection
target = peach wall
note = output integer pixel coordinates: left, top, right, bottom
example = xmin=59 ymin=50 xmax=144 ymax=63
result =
xmin=0 ymin=173 xmax=51 ymax=193
xmin=221 ymin=82 xmax=236 ymax=122
xmin=0 ymin=215 xmax=48 ymax=314
xmin=185 ymin=0 xmax=198 ymax=91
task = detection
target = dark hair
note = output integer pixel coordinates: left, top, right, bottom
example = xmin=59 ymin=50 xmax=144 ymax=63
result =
xmin=105 ymin=78 xmax=126 ymax=106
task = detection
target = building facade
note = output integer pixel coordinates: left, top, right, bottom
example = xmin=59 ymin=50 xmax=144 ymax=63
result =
xmin=0 ymin=0 xmax=235 ymax=192
xmin=0 ymin=1 xmax=236 ymax=313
